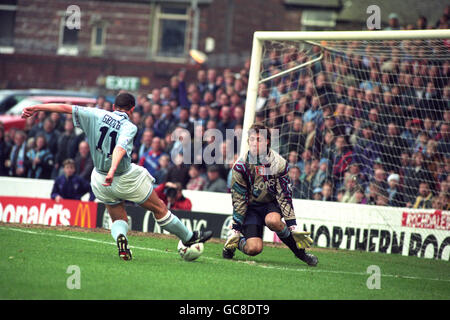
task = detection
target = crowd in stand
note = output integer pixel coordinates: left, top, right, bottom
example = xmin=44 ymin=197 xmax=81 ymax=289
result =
xmin=0 ymin=8 xmax=449 ymax=211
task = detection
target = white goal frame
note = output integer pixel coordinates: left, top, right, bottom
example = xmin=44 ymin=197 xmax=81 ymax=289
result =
xmin=241 ymin=29 xmax=450 ymax=157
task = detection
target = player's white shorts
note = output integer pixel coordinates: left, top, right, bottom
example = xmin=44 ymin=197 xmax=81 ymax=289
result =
xmin=90 ymin=163 xmax=156 ymax=206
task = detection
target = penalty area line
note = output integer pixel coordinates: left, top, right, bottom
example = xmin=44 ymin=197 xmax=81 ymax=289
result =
xmin=1 ymin=226 xmax=449 ymax=283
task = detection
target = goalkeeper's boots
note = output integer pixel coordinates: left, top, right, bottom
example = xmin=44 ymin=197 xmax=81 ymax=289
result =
xmin=117 ymin=234 xmax=132 ymax=261
xmin=183 ymin=230 xmax=213 ymax=246
xmin=222 ymin=230 xmax=241 ymax=259
xmin=296 ymin=250 xmax=318 ymax=267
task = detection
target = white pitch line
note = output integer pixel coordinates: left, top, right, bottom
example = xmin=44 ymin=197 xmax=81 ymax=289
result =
xmin=2 ymin=226 xmax=449 ymax=283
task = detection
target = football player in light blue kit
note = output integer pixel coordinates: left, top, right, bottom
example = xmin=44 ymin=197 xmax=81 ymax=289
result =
xmin=22 ymin=92 xmax=212 ymax=260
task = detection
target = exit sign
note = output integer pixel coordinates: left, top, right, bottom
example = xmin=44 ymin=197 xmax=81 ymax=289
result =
xmin=105 ymin=76 xmax=140 ymax=91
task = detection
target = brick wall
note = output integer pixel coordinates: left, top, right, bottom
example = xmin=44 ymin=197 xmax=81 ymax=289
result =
xmin=14 ymin=0 xmax=151 ymax=59
xmin=3 ymin=0 xmax=303 ymax=91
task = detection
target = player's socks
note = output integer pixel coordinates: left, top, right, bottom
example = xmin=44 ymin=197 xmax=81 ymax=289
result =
xmin=237 ymin=237 xmax=246 ymax=252
xmin=111 ymin=219 xmax=128 ymax=241
xmin=156 ymin=210 xmax=193 ymax=243
xmin=276 ymin=225 xmax=302 ymax=255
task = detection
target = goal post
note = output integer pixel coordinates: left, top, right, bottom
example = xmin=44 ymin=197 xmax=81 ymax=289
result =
xmin=240 ymin=29 xmax=450 ymax=259
xmin=241 ymin=29 xmax=450 ymax=202
xmin=242 ymin=29 xmax=450 ymax=157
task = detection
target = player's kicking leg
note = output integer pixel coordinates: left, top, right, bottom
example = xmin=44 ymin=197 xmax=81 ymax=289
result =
xmin=139 ymin=190 xmax=213 ymax=246
xmin=265 ymin=212 xmax=318 ymax=266
xmin=106 ymin=202 xmax=132 ymax=261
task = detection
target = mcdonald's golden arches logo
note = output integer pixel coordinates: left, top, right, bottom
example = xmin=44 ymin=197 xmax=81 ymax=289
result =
xmin=74 ymin=203 xmax=91 ymax=228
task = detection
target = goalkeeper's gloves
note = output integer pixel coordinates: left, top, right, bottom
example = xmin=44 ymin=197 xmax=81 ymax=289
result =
xmin=291 ymin=230 xmax=314 ymax=249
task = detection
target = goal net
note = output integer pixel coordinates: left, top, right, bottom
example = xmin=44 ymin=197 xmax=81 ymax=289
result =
xmin=242 ymin=30 xmax=450 ymax=258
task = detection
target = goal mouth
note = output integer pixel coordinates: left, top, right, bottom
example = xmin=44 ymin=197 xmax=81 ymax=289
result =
xmin=242 ymin=30 xmax=450 ymax=212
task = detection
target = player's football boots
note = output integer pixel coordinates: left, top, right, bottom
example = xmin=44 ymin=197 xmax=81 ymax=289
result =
xmin=183 ymin=230 xmax=213 ymax=246
xmin=222 ymin=229 xmax=241 ymax=259
xmin=117 ymin=234 xmax=132 ymax=261
xmin=296 ymin=250 xmax=318 ymax=267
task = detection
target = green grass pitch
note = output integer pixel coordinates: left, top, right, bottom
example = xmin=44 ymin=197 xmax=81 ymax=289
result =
xmin=0 ymin=223 xmax=448 ymax=300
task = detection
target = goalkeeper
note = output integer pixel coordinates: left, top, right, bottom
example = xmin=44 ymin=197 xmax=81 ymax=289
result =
xmin=222 ymin=123 xmax=318 ymax=266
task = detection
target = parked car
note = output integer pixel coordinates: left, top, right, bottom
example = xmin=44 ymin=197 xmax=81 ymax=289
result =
xmin=0 ymin=96 xmax=97 ymax=132
xmin=0 ymin=89 xmax=96 ymax=114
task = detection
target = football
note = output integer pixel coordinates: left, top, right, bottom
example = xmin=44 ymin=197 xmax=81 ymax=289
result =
xmin=177 ymin=240 xmax=204 ymax=261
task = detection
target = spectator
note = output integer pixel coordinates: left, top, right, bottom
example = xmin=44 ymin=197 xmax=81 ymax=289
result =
xmin=354 ymin=185 xmax=368 ymax=204
xmin=413 ymin=132 xmax=429 ymax=155
xmin=302 ymin=96 xmax=322 ymax=126
xmin=425 ymin=139 xmax=442 ymax=182
xmin=74 ymin=141 xmax=94 ymax=182
xmin=336 ymin=187 xmax=346 ymax=203
xmin=312 ymin=158 xmax=329 ymax=190
xmin=297 ymin=148 xmax=312 ymax=173
xmin=437 ymin=122 xmax=450 ymax=159
xmin=287 ymin=151 xmax=300 ymax=168
xmin=319 ymin=129 xmax=335 ymax=164
xmin=299 ymin=161 xmax=312 ymax=199
xmin=432 ymin=193 xmax=449 ymax=211
xmin=332 ymin=135 xmax=353 ymax=190
xmin=133 ymin=128 xmax=154 ymax=163
xmin=154 ymin=181 xmax=192 ymax=211
xmin=0 ymin=127 xmax=11 ymax=176
xmin=403 ymin=152 xmax=434 ymax=207
xmin=380 ymin=123 xmax=409 ymax=172
xmin=366 ymin=182 xmax=379 ymax=205
xmin=312 ymin=187 xmax=322 ymax=200
xmin=37 ymin=118 xmax=58 ymax=155
xmin=51 ymin=159 xmax=94 ymax=201
xmin=255 ymin=83 xmax=269 ymax=113
xmin=49 ymin=112 xmax=65 ymax=133
xmin=204 ymin=164 xmax=228 ymax=193
xmin=54 ymin=118 xmax=80 ymax=177
xmin=341 ymin=174 xmax=359 ymax=203
xmin=154 ymin=104 xmax=177 ymax=138
xmin=412 ymin=182 xmax=433 ymax=209
xmin=6 ymin=130 xmax=27 ymax=177
xmin=25 ymin=135 xmax=54 ymax=179
xmin=281 ymin=116 xmax=306 ymax=156
xmin=321 ymin=181 xmax=334 ymax=201
xmin=186 ymin=164 xmax=206 ymax=191
xmin=353 ymin=122 xmax=380 ymax=180
xmin=166 ymin=153 xmax=190 ymax=188
xmin=217 ymin=105 xmax=236 ymax=137
xmin=288 ymin=165 xmax=302 ymax=198
xmin=375 ymin=188 xmax=390 ymax=206
xmin=138 ymin=136 xmax=166 ymax=177
xmin=153 ymin=154 xmax=170 ymax=185
xmin=385 ymin=13 xmax=401 ymax=31
xmin=176 ymin=107 xmax=194 ymax=137
xmin=386 ymin=173 xmax=405 ymax=207
xmin=28 ymin=111 xmax=46 ymax=138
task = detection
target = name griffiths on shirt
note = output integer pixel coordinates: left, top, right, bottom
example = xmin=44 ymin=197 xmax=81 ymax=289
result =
xmin=102 ymin=114 xmax=121 ymax=130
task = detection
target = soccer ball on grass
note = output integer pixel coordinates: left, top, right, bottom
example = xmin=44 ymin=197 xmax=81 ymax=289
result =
xmin=177 ymin=240 xmax=204 ymax=261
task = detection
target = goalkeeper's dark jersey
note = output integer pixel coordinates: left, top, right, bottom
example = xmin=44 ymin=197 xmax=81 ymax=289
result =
xmin=230 ymin=149 xmax=296 ymax=226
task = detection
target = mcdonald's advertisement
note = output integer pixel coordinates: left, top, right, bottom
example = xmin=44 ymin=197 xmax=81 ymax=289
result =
xmin=0 ymin=196 xmax=97 ymax=228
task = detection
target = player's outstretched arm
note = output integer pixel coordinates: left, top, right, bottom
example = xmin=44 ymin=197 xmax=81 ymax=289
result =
xmin=21 ymin=103 xmax=73 ymax=118
xmin=102 ymin=146 xmax=127 ymax=186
